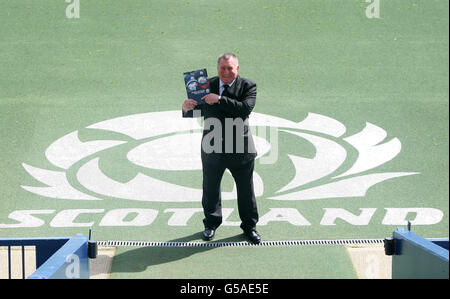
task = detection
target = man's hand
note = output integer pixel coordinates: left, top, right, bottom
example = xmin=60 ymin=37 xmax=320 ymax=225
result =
xmin=182 ymin=99 xmax=198 ymax=111
xmin=202 ymin=93 xmax=220 ymax=105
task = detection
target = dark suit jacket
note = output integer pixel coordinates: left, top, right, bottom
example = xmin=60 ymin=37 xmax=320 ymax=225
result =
xmin=182 ymin=75 xmax=257 ymax=163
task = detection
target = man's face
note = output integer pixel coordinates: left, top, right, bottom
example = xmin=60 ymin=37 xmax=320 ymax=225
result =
xmin=217 ymin=57 xmax=239 ymax=84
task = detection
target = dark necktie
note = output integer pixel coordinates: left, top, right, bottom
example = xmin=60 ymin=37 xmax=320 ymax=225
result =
xmin=222 ymin=84 xmax=230 ymax=97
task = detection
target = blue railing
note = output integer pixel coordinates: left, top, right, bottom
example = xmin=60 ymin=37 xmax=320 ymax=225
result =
xmin=385 ymin=227 xmax=449 ymax=279
xmin=0 ymin=233 xmax=95 ymax=279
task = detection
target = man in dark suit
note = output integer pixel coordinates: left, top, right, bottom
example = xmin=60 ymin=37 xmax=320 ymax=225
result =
xmin=182 ymin=53 xmax=261 ymax=244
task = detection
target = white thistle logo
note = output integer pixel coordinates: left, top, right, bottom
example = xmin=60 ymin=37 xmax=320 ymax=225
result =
xmin=21 ymin=111 xmax=418 ymax=202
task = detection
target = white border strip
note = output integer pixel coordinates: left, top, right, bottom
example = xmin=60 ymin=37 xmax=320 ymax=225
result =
xmin=97 ymin=239 xmax=384 ymax=247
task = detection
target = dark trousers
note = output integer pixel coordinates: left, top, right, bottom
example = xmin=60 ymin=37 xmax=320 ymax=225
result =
xmin=201 ymin=156 xmax=258 ymax=232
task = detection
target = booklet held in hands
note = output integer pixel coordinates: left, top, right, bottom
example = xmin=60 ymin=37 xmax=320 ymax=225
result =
xmin=184 ymin=69 xmax=210 ymax=105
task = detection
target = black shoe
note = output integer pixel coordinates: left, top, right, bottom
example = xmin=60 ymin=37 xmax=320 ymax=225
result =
xmin=202 ymin=228 xmax=215 ymax=241
xmin=243 ymin=229 xmax=261 ymax=244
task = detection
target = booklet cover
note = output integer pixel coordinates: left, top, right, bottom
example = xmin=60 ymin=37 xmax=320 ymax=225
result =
xmin=183 ymin=68 xmax=210 ymax=105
